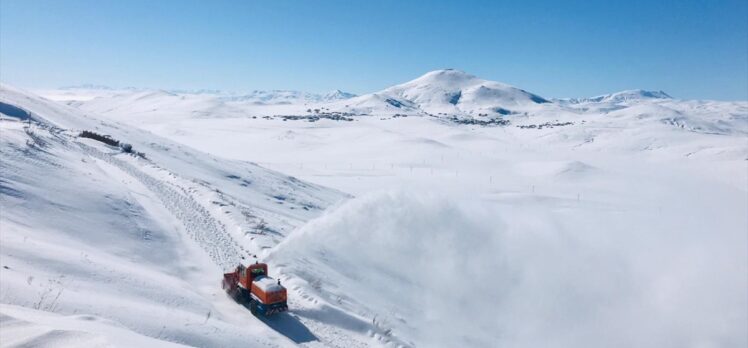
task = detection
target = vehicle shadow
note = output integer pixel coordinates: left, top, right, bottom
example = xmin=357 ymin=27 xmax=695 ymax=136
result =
xmin=240 ymin=302 xmax=318 ymax=344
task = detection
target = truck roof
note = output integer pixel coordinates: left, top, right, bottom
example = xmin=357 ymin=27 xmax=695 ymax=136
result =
xmin=252 ymin=275 xmax=284 ymax=293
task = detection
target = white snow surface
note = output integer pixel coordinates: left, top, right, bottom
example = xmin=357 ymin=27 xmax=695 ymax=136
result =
xmin=253 ymin=276 xmax=284 ymax=293
xmin=2 ymin=69 xmax=747 ymax=348
xmin=0 ymin=84 xmax=379 ymax=348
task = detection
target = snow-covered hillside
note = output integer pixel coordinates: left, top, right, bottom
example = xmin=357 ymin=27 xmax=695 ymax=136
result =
xmin=326 ymin=69 xmax=551 ymax=116
xmin=4 ymin=68 xmax=748 ymax=348
xmin=0 ymin=85 xmax=394 ymax=347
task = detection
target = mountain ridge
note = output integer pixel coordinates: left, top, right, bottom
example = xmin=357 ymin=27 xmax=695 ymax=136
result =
xmin=327 ymin=69 xmax=552 ymax=116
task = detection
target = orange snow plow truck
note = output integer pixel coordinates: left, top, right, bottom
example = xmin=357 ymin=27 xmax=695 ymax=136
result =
xmin=222 ymin=262 xmax=288 ymax=316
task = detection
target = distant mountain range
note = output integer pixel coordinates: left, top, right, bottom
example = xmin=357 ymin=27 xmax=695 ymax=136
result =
xmin=58 ymin=84 xmax=357 ymax=105
xmin=554 ymin=89 xmax=672 ymax=105
xmin=219 ymin=89 xmax=357 ymax=104
xmin=49 ymin=69 xmax=745 ymax=137
xmin=55 ymin=71 xmax=675 ymax=110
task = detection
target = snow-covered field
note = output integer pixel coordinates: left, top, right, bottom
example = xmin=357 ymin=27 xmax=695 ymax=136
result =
xmin=2 ymin=70 xmax=746 ymax=347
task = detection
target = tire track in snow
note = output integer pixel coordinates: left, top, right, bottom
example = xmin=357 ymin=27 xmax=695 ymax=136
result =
xmin=75 ymin=142 xmax=381 ymax=348
xmin=76 ymin=142 xmax=245 ymax=270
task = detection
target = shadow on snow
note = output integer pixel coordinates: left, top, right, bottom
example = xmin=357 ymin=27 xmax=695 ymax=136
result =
xmin=239 ymin=302 xmax=318 ymax=344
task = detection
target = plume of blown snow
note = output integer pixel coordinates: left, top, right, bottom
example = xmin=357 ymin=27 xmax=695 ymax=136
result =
xmin=270 ymin=190 xmax=746 ymax=348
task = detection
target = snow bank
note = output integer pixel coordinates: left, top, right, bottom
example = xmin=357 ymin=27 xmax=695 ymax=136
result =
xmin=271 ymin=190 xmax=746 ymax=348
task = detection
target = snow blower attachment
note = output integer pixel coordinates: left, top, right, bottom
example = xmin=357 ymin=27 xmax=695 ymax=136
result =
xmin=222 ymin=262 xmax=288 ymax=316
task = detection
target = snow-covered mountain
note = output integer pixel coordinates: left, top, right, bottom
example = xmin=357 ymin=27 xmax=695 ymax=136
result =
xmin=328 ymin=69 xmax=551 ymax=116
xmin=588 ymin=89 xmax=672 ymax=103
xmin=321 ymin=89 xmax=357 ymax=101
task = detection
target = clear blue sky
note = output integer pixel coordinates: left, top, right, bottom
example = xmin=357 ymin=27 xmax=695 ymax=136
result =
xmin=1 ymin=0 xmax=746 ymax=100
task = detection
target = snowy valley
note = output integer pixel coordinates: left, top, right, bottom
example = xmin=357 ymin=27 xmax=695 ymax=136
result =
xmin=1 ymin=69 xmax=746 ymax=348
